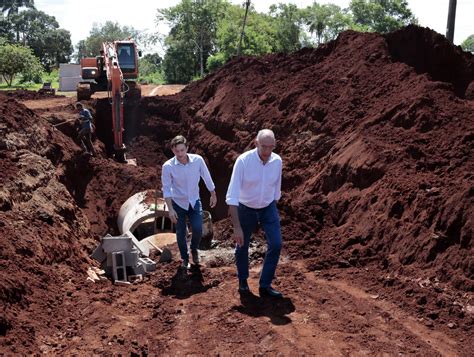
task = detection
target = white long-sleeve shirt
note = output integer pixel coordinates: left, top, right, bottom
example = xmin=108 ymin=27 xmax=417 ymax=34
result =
xmin=162 ymin=154 xmax=215 ymax=210
xmin=226 ymin=148 xmax=282 ymax=209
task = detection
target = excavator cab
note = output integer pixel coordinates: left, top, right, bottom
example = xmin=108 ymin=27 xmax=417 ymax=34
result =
xmin=116 ymin=43 xmax=137 ymax=74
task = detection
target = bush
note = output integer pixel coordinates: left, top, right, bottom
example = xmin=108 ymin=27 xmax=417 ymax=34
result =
xmin=0 ymin=43 xmax=43 ymax=86
xmin=206 ymin=52 xmax=227 ymax=73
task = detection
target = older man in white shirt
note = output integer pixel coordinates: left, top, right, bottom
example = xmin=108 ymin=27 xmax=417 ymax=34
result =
xmin=226 ymin=129 xmax=283 ymax=298
xmin=162 ymin=135 xmax=217 ymax=269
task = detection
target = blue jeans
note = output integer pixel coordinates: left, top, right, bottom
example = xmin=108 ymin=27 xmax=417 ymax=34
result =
xmin=172 ymin=199 xmax=203 ymax=261
xmin=236 ymin=201 xmax=282 ymax=288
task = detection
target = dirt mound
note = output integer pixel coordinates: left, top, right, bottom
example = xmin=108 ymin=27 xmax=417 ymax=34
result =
xmin=1 ymin=89 xmax=63 ymax=100
xmin=1 ymin=25 xmax=473 ymax=355
xmin=137 ymin=26 xmax=473 ymax=290
xmin=0 ymin=95 xmax=158 ymax=348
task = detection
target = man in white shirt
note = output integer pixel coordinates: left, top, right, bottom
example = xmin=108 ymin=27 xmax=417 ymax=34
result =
xmin=162 ymin=135 xmax=217 ymax=269
xmin=226 ymin=129 xmax=283 ymax=298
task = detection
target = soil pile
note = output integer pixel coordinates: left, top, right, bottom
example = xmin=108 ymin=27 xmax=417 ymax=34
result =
xmin=0 ymin=95 xmax=158 ymax=349
xmin=0 ymin=25 xmax=473 ymax=354
xmin=138 ymin=25 xmax=473 ymax=290
xmin=1 ymin=89 xmax=62 ymax=100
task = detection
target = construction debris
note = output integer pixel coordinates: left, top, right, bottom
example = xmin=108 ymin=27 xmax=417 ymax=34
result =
xmin=91 ymin=231 xmax=157 ymax=284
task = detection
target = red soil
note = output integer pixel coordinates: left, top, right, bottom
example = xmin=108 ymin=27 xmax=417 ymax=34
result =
xmin=1 ymin=25 xmax=472 ymax=355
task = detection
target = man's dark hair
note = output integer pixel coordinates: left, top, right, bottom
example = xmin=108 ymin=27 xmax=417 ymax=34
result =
xmin=170 ymin=135 xmax=187 ymax=148
xmin=75 ymin=102 xmax=83 ymax=108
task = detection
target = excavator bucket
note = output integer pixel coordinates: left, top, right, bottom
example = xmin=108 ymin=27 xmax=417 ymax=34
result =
xmin=125 ymin=82 xmax=141 ymax=105
xmin=77 ymin=83 xmax=92 ymax=101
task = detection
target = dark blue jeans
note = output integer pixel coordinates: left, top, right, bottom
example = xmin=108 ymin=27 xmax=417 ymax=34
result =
xmin=236 ymin=201 xmax=282 ymax=288
xmin=172 ymin=199 xmax=203 ymax=262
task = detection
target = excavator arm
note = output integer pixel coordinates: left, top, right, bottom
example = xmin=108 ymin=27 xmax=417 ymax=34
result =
xmin=103 ymin=42 xmax=126 ymax=162
xmin=78 ymin=40 xmax=140 ymax=163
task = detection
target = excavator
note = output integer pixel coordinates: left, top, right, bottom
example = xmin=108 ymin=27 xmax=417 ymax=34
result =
xmin=77 ymin=40 xmax=141 ymax=162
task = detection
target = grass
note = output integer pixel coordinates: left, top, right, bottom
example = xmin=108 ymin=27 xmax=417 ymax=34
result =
xmin=0 ymin=83 xmax=43 ymax=91
xmin=0 ymin=69 xmax=60 ymax=91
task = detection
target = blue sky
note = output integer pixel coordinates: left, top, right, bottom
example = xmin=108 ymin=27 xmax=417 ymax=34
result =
xmin=35 ymin=0 xmax=473 ymax=50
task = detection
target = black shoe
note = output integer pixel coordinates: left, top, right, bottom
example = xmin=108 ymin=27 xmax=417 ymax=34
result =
xmin=238 ymin=279 xmax=250 ymax=292
xmin=191 ymin=249 xmax=200 ymax=265
xmin=259 ymin=286 xmax=283 ymax=298
xmin=180 ymin=260 xmax=190 ymax=270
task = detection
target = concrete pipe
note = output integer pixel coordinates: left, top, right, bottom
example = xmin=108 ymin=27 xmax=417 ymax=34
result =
xmin=117 ymin=189 xmax=169 ymax=236
xmin=117 ymin=190 xmax=214 ymax=250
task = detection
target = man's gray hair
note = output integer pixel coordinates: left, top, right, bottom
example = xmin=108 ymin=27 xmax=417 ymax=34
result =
xmin=256 ymin=129 xmax=275 ymax=141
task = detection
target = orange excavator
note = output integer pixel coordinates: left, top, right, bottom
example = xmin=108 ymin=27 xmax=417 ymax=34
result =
xmin=77 ymin=40 xmax=141 ymax=162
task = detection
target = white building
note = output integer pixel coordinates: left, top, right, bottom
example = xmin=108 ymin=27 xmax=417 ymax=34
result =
xmin=59 ymin=63 xmax=82 ymax=92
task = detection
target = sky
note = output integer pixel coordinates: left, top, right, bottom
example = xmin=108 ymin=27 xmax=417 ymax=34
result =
xmin=34 ymin=0 xmax=473 ymax=51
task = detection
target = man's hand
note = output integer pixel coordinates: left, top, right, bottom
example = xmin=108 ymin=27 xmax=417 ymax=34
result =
xmin=210 ymin=191 xmax=217 ymax=208
xmin=232 ymin=226 xmax=244 ymax=247
xmin=168 ymin=208 xmax=178 ymax=224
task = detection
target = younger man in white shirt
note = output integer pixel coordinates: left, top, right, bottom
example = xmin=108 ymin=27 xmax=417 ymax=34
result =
xmin=162 ymin=135 xmax=217 ymax=269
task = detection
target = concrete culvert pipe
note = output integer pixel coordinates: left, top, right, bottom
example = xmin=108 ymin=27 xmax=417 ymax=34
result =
xmin=117 ymin=190 xmax=214 ymax=251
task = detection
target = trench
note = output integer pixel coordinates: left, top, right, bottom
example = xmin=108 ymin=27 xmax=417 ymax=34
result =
xmin=87 ymin=97 xmax=227 ymax=247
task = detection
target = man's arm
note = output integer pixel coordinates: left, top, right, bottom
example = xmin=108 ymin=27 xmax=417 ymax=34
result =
xmin=161 ymin=164 xmax=178 ymax=224
xmin=199 ymin=157 xmax=217 ymax=208
xmin=226 ymin=157 xmax=244 ymax=246
xmin=228 ymin=205 xmax=243 ymax=247
xmin=274 ymin=159 xmax=282 ymax=201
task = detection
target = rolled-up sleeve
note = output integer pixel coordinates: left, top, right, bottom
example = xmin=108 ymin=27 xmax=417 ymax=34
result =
xmin=199 ymin=157 xmax=215 ymax=192
xmin=226 ymin=158 xmax=243 ymax=206
xmin=274 ymin=160 xmax=282 ymax=201
xmin=161 ymin=163 xmax=173 ymax=198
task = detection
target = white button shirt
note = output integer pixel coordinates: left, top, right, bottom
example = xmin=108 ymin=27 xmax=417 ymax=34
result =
xmin=226 ymin=148 xmax=282 ymax=209
xmin=162 ymin=154 xmax=215 ymax=210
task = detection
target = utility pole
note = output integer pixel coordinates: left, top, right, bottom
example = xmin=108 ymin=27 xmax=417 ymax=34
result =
xmin=237 ymin=0 xmax=251 ymax=56
xmin=446 ymin=0 xmax=457 ymax=43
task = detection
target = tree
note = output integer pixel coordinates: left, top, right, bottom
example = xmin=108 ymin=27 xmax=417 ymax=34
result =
xmin=157 ymin=0 xmax=228 ymax=82
xmin=76 ymin=21 xmax=139 ymax=60
xmin=461 ymin=34 xmax=474 ymax=53
xmin=268 ymin=3 xmax=303 ymax=52
xmin=16 ymin=9 xmax=72 ymax=69
xmin=302 ymin=3 xmax=352 ymax=45
xmin=1 ymin=0 xmax=34 ymax=16
xmin=139 ymin=53 xmax=164 ymax=84
xmin=349 ymin=0 xmax=417 ymax=33
xmin=1 ymin=0 xmax=35 ymax=42
xmin=214 ymin=4 xmax=276 ymax=61
xmin=2 ymin=8 xmax=72 ymax=70
xmin=0 ymin=13 xmax=15 ymax=42
xmin=0 ymin=42 xmax=42 ymax=85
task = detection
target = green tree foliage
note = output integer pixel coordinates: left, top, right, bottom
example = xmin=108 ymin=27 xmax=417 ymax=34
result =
xmin=1 ymin=0 xmax=35 ymax=42
xmin=0 ymin=42 xmax=43 ymax=85
xmin=215 ymin=4 xmax=275 ymax=59
xmin=157 ymin=0 xmax=228 ymax=83
xmin=13 ymin=9 xmax=72 ymax=70
xmin=1 ymin=8 xmax=72 ymax=70
xmin=461 ymin=34 xmax=474 ymax=53
xmin=268 ymin=3 xmax=303 ymax=52
xmin=1 ymin=0 xmax=34 ymax=16
xmin=349 ymin=0 xmax=417 ymax=33
xmin=0 ymin=13 xmax=15 ymax=42
xmin=139 ymin=53 xmax=164 ymax=84
xmin=302 ymin=3 xmax=352 ymax=45
xmin=76 ymin=21 xmax=139 ymax=60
